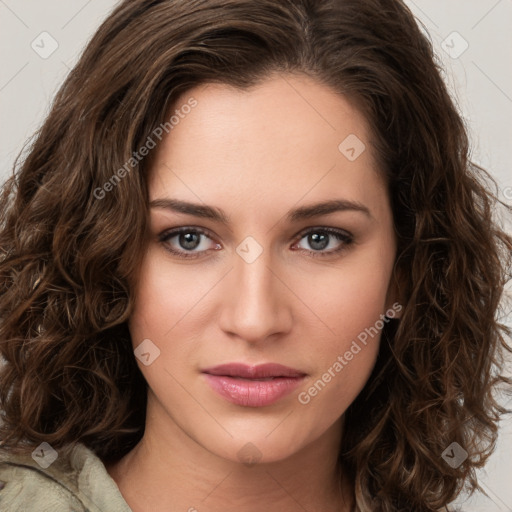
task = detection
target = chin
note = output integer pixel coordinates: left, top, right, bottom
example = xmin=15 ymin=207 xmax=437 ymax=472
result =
xmin=198 ymin=424 xmax=315 ymax=466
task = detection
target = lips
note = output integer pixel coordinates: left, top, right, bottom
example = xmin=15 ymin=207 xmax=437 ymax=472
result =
xmin=202 ymin=363 xmax=307 ymax=407
xmin=202 ymin=363 xmax=306 ymax=379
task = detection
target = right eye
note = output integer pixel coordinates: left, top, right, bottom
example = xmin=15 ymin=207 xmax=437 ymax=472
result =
xmin=159 ymin=227 xmax=222 ymax=259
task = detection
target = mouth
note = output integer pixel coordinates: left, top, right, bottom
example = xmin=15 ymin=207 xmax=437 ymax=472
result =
xmin=201 ymin=363 xmax=307 ymax=407
xmin=202 ymin=362 xmax=307 ymax=379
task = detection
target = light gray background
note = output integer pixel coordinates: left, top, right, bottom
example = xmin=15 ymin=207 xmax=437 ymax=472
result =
xmin=0 ymin=1 xmax=511 ymax=510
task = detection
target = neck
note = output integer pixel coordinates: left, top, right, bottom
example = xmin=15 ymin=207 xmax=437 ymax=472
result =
xmin=106 ymin=397 xmax=354 ymax=512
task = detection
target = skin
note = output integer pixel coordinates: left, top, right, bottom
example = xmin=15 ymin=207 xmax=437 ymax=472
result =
xmin=105 ymin=72 xmax=402 ymax=512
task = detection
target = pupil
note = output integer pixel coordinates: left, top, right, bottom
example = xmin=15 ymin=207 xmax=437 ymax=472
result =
xmin=180 ymin=232 xmax=199 ymax=250
xmin=309 ymin=232 xmax=328 ymax=250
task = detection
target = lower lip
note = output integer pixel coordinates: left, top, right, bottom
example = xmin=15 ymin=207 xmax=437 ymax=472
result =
xmin=203 ymin=374 xmax=305 ymax=407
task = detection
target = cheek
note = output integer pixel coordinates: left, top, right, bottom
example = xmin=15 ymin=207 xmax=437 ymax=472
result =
xmin=127 ymin=253 xmax=203 ymax=405
xmin=292 ymin=243 xmax=393 ymax=403
xmin=296 ymin=274 xmax=387 ymax=420
xmin=293 ymin=244 xmax=394 ymax=345
xmin=128 ymin=249 xmax=213 ymax=342
xmin=296 ymin=342 xmax=378 ymax=438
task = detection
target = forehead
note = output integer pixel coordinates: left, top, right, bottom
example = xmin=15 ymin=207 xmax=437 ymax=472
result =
xmin=148 ymin=73 xmax=387 ymax=222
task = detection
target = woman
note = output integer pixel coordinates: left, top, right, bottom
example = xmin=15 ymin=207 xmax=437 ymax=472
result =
xmin=1 ymin=0 xmax=511 ymax=511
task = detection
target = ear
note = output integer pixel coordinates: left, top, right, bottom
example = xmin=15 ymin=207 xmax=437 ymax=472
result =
xmin=384 ymin=264 xmax=406 ymax=319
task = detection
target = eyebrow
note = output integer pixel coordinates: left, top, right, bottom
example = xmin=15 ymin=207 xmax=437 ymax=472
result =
xmin=149 ymin=198 xmax=373 ymax=224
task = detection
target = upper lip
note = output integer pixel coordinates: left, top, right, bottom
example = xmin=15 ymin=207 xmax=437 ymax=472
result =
xmin=202 ymin=363 xmax=306 ymax=379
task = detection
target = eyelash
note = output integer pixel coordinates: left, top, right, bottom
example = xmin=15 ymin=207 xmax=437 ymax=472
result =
xmin=158 ymin=226 xmax=354 ymax=260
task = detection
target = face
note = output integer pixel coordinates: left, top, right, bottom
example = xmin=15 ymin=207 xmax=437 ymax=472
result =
xmin=129 ymin=73 xmax=400 ymax=465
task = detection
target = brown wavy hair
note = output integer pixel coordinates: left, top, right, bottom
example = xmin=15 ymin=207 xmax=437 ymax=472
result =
xmin=1 ymin=0 xmax=511 ymax=510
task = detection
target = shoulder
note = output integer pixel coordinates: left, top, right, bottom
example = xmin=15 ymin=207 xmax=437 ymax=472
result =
xmin=0 ymin=442 xmax=132 ymax=512
xmin=0 ymin=442 xmax=87 ymax=511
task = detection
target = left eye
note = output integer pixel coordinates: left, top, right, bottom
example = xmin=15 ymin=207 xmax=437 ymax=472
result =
xmin=292 ymin=227 xmax=353 ymax=257
xmin=159 ymin=227 xmax=353 ymax=259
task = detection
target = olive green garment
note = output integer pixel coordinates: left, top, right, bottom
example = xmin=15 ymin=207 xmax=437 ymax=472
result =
xmin=0 ymin=442 xmax=132 ymax=512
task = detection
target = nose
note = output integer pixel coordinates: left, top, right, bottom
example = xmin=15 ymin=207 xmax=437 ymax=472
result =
xmin=218 ymin=246 xmax=293 ymax=344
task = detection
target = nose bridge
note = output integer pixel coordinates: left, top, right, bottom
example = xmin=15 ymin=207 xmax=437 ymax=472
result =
xmin=236 ymin=250 xmax=274 ymax=306
xmin=219 ymin=240 xmax=291 ymax=341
